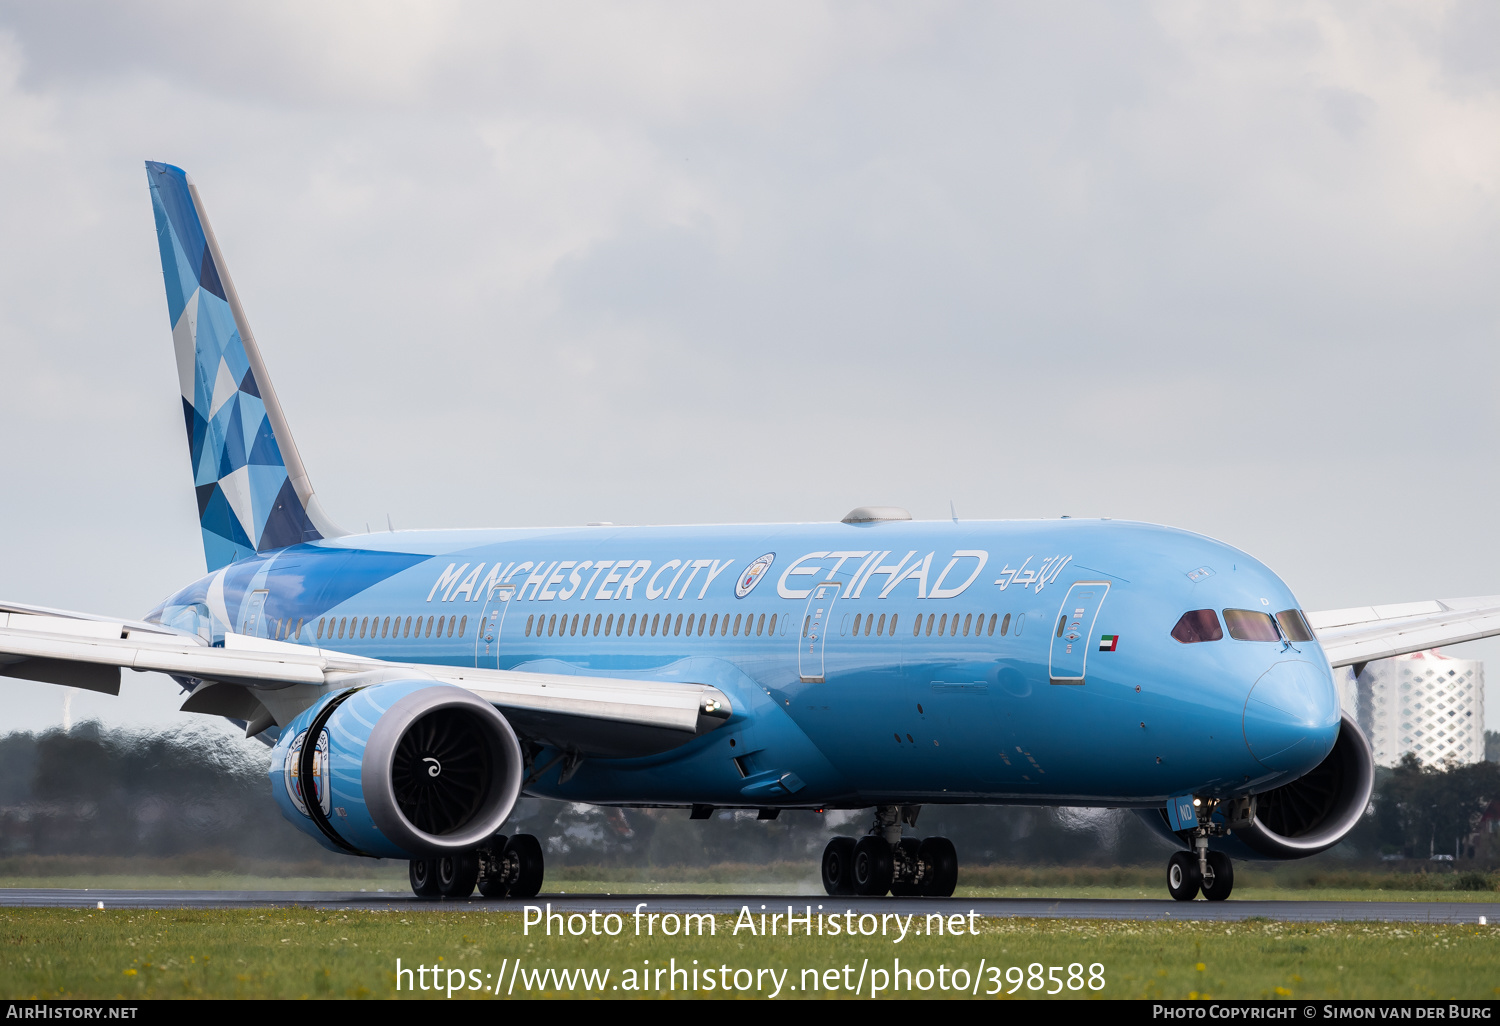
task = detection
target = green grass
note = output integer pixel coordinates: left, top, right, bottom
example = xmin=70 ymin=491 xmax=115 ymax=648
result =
xmin=1 ymin=907 xmax=1497 ymax=999
xmin=2 ymin=859 xmax=1497 ymax=901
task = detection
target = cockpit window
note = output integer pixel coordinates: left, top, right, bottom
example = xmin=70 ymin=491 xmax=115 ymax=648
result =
xmin=1223 ymin=608 xmax=1279 ymax=642
xmin=1275 ymin=609 xmax=1315 ymax=642
xmin=1171 ymin=609 xmax=1223 ymax=644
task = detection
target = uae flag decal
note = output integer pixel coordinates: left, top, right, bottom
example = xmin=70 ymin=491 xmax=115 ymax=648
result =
xmin=1098 ymin=635 xmax=1119 ymax=652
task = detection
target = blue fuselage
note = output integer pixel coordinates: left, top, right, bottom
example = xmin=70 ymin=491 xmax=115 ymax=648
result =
xmin=149 ymin=518 xmax=1341 ymax=809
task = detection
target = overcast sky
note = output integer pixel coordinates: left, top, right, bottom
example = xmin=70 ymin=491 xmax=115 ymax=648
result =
xmin=1 ymin=2 xmax=1498 ymax=735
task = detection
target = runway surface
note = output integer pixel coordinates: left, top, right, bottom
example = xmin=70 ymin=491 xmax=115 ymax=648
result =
xmin=3 ymin=889 xmax=1495 ymax=923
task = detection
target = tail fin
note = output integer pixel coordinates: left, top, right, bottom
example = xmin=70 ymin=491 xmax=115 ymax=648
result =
xmin=146 ymin=161 xmax=343 ymax=571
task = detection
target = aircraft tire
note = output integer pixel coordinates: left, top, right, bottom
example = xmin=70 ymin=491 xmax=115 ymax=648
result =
xmin=821 ymin=836 xmax=857 ymax=896
xmin=409 ymin=859 xmax=441 ymax=899
xmin=437 ymin=853 xmax=480 ymax=899
xmin=1167 ymin=851 xmax=1201 ymax=901
xmin=889 ymin=838 xmax=923 ymax=896
xmin=505 ymin=834 xmax=545 ymax=899
xmin=1200 ymin=851 xmax=1234 ymax=901
xmin=852 ymin=836 xmax=895 ymax=896
xmin=918 ymin=837 xmax=958 ymax=897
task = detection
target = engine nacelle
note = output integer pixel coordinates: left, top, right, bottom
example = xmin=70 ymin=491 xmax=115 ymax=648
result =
xmin=1136 ymin=712 xmax=1375 ymax=861
xmin=269 ymin=681 xmax=523 ymax=859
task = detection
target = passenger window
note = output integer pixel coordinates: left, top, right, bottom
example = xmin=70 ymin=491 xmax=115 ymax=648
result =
xmin=525 ymin=614 xmax=535 ymax=637
xmin=988 ymin=613 xmax=997 ymax=636
xmin=768 ymin=613 xmax=777 ymax=635
xmin=853 ymin=613 xmax=862 ymax=636
xmin=1000 ymin=613 xmax=1010 ymax=636
xmin=547 ymin=614 xmax=556 ymax=637
xmin=1223 ymin=608 xmax=1279 ymax=642
xmin=651 ymin=614 xmax=660 ymax=637
xmin=802 ymin=616 xmax=809 ymax=638
xmin=437 ymin=615 xmax=446 ymax=637
xmin=1055 ymin=614 xmax=1066 ymax=638
xmin=605 ymin=614 xmax=614 ymax=636
xmin=686 ymin=613 xmax=696 ymax=635
xmin=425 ymin=616 xmax=435 ymax=638
xmin=719 ymin=614 xmax=729 ymax=636
xmin=317 ymin=618 xmax=325 ymax=640
xmin=1171 ymin=609 xmax=1223 ymax=644
xmin=458 ymin=615 xmax=466 ymax=638
xmin=448 ymin=616 xmax=456 ymax=638
xmin=338 ymin=617 xmax=347 ymax=639
xmin=950 ymin=615 xmax=959 ymax=637
xmin=733 ymin=614 xmax=742 ymax=636
xmin=938 ymin=614 xmax=947 ymax=636
xmin=675 ymin=614 xmax=684 ymax=636
xmin=963 ymin=613 xmax=972 ymax=636
xmin=568 ymin=614 xmax=576 ymax=636
xmin=888 ymin=614 xmax=897 ymax=635
xmin=628 ymin=614 xmax=638 ymax=636
xmin=1276 ymin=609 xmax=1315 ymax=643
xmin=361 ymin=617 xmax=370 ymax=639
xmin=876 ymin=613 xmax=886 ymax=636
xmin=296 ymin=618 xmax=304 ymax=640
xmin=404 ymin=616 xmax=413 ymax=638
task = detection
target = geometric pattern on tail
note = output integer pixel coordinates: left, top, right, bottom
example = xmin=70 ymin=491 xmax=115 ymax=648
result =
xmin=147 ymin=161 xmax=318 ymax=571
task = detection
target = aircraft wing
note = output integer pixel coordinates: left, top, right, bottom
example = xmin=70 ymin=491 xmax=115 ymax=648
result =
xmin=1306 ymin=596 xmax=1500 ymax=671
xmin=0 ymin=606 xmax=729 ymax=757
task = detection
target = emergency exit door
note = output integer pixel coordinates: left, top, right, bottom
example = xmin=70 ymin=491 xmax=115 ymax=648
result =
xmin=798 ymin=581 xmax=841 ymax=683
xmin=1049 ymin=581 xmax=1110 ymax=684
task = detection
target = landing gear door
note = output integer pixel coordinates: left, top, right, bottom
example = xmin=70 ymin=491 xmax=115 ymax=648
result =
xmin=474 ymin=585 xmax=516 ymax=669
xmin=1049 ymin=581 xmax=1110 ymax=684
xmin=798 ymin=581 xmax=841 ymax=683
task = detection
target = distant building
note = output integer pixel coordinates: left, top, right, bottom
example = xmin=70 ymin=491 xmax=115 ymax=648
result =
xmin=1335 ymin=650 xmax=1485 ymax=768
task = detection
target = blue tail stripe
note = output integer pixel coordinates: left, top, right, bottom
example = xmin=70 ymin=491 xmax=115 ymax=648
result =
xmin=147 ymin=160 xmax=329 ymax=571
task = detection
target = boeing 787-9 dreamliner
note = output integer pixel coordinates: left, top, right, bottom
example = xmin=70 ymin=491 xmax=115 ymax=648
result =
xmin=3 ymin=162 xmax=1494 ymax=901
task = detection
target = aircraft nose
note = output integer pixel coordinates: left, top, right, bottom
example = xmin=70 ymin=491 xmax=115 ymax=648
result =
xmin=1242 ymin=659 xmax=1341 ymax=773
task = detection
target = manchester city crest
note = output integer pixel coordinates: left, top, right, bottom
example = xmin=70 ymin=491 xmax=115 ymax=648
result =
xmin=736 ymin=553 xmax=775 ymax=598
xmin=284 ymin=727 xmax=332 ymax=818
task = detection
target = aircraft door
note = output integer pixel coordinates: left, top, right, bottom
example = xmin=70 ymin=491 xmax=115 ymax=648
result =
xmin=1049 ymin=581 xmax=1111 ymax=684
xmin=241 ymin=589 xmax=269 ymax=638
xmin=474 ymin=585 xmax=516 ymax=669
xmin=798 ymin=580 xmax=841 ymax=683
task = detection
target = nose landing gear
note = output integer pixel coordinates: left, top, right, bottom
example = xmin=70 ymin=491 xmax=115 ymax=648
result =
xmin=821 ymin=806 xmax=958 ymax=897
xmin=1164 ymin=797 xmax=1241 ymax=901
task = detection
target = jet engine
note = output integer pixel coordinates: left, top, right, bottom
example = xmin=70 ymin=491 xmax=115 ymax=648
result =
xmin=269 ymin=681 xmax=523 ymax=859
xmin=1138 ymin=712 xmax=1376 ymax=860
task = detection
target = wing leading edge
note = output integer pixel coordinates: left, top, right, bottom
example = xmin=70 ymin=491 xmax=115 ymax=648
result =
xmin=1307 ymin=595 xmax=1500 ymax=672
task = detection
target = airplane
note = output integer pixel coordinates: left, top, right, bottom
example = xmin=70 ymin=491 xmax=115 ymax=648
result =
xmin=3 ymin=160 xmax=1498 ymax=903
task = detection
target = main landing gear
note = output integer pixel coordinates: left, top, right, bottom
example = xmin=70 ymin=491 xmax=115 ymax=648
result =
xmin=408 ymin=834 xmax=545 ymax=900
xmin=821 ymin=806 xmax=958 ymax=897
xmin=1164 ymin=796 xmax=1239 ymax=901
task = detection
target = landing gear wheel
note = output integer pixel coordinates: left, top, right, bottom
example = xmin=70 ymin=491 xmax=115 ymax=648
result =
xmin=918 ymin=837 xmax=958 ymax=897
xmin=821 ymin=837 xmax=857 ymax=896
xmin=409 ymin=859 xmax=440 ymax=899
xmin=437 ymin=853 xmax=479 ymax=899
xmin=1200 ymin=851 xmax=1234 ymax=901
xmin=889 ymin=838 xmax=922 ymax=896
xmin=504 ymin=834 xmax=545 ymax=899
xmin=477 ymin=836 xmax=509 ymax=898
xmin=852 ymin=836 xmax=895 ymax=896
xmin=1167 ymin=850 xmax=1201 ymax=901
